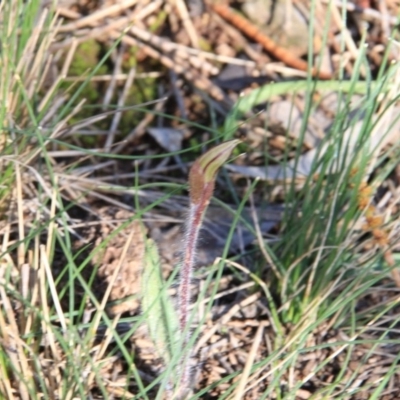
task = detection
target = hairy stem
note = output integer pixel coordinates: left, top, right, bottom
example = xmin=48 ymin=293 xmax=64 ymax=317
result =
xmin=177 ymin=186 xmax=212 ymax=393
xmin=175 ymin=140 xmax=240 ymax=397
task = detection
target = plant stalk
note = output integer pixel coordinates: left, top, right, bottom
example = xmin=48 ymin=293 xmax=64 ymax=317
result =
xmin=175 ymin=140 xmax=240 ymax=397
xmin=177 ymin=192 xmax=211 ymax=394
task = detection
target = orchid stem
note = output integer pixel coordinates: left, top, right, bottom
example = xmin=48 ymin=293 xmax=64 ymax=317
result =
xmin=175 ymin=140 xmax=240 ymax=397
xmin=177 ymin=198 xmax=208 ymax=393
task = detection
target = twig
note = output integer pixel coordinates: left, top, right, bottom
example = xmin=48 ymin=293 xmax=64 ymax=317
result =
xmin=172 ymin=0 xmax=199 ymax=48
xmin=127 ymin=24 xmax=265 ymax=68
xmin=378 ymin=0 xmax=391 ymax=39
xmin=169 ymin=69 xmax=188 ymax=120
xmin=209 ymin=2 xmax=333 ymax=80
xmin=57 ymin=0 xmax=140 ymax=32
xmin=63 ymin=72 xmax=162 ymax=81
xmin=328 ymin=1 xmax=361 ymax=61
xmin=52 ymin=0 xmax=162 ymax=50
xmin=111 ymin=30 xmax=228 ymax=103
xmin=102 ymin=45 xmax=125 ymax=111
xmin=129 ymin=25 xmax=218 ymax=75
xmin=233 ymin=322 xmax=266 ymax=400
xmin=104 ymin=67 xmax=136 ymax=152
xmin=110 ymin=92 xmax=168 ymax=154
xmin=322 ymin=0 xmax=399 ymax=26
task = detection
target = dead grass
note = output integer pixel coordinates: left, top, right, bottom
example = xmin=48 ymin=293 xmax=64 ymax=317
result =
xmin=1 ymin=0 xmax=400 ymax=399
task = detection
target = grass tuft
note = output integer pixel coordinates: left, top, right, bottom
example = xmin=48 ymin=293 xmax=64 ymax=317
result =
xmin=1 ymin=0 xmax=400 ymax=399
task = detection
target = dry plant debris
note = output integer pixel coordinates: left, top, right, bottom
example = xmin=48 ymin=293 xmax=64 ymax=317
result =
xmin=2 ymin=0 xmax=400 ymax=399
xmin=92 ymin=207 xmax=145 ymax=316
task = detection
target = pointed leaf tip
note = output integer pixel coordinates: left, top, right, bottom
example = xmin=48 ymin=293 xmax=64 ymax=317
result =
xmin=189 ymin=139 xmax=241 ymax=205
xmin=196 ymin=139 xmax=241 ymax=183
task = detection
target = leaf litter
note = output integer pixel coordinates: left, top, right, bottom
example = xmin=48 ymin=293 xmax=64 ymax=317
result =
xmin=2 ymin=0 xmax=400 ymax=398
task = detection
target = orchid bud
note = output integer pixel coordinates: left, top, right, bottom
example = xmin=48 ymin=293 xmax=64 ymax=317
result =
xmin=189 ymin=140 xmax=240 ymax=206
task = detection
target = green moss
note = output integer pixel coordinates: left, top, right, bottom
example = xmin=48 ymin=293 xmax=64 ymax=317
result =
xmin=148 ymin=10 xmax=167 ymax=32
xmin=123 ymin=46 xmax=139 ymax=69
xmin=198 ymin=37 xmax=212 ymax=52
xmin=68 ymin=39 xmax=105 ymax=76
xmin=58 ymin=38 xmax=161 ymax=144
xmin=61 ymin=39 xmax=108 ymax=118
xmin=60 ymin=39 xmax=110 ymax=128
xmin=119 ymin=76 xmax=158 ymax=134
xmin=55 ymin=39 xmax=111 ymax=147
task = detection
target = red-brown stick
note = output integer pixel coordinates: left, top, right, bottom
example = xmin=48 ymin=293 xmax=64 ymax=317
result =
xmin=210 ymin=3 xmax=333 ymax=80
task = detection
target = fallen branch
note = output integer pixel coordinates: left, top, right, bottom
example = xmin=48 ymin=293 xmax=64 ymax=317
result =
xmin=209 ymin=2 xmax=333 ymax=80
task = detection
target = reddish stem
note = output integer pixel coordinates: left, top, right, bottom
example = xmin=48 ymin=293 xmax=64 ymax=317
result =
xmin=178 ymin=203 xmax=201 ymax=333
xmin=174 ymin=140 xmax=239 ymax=396
xmin=177 ymin=181 xmax=213 ymax=393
